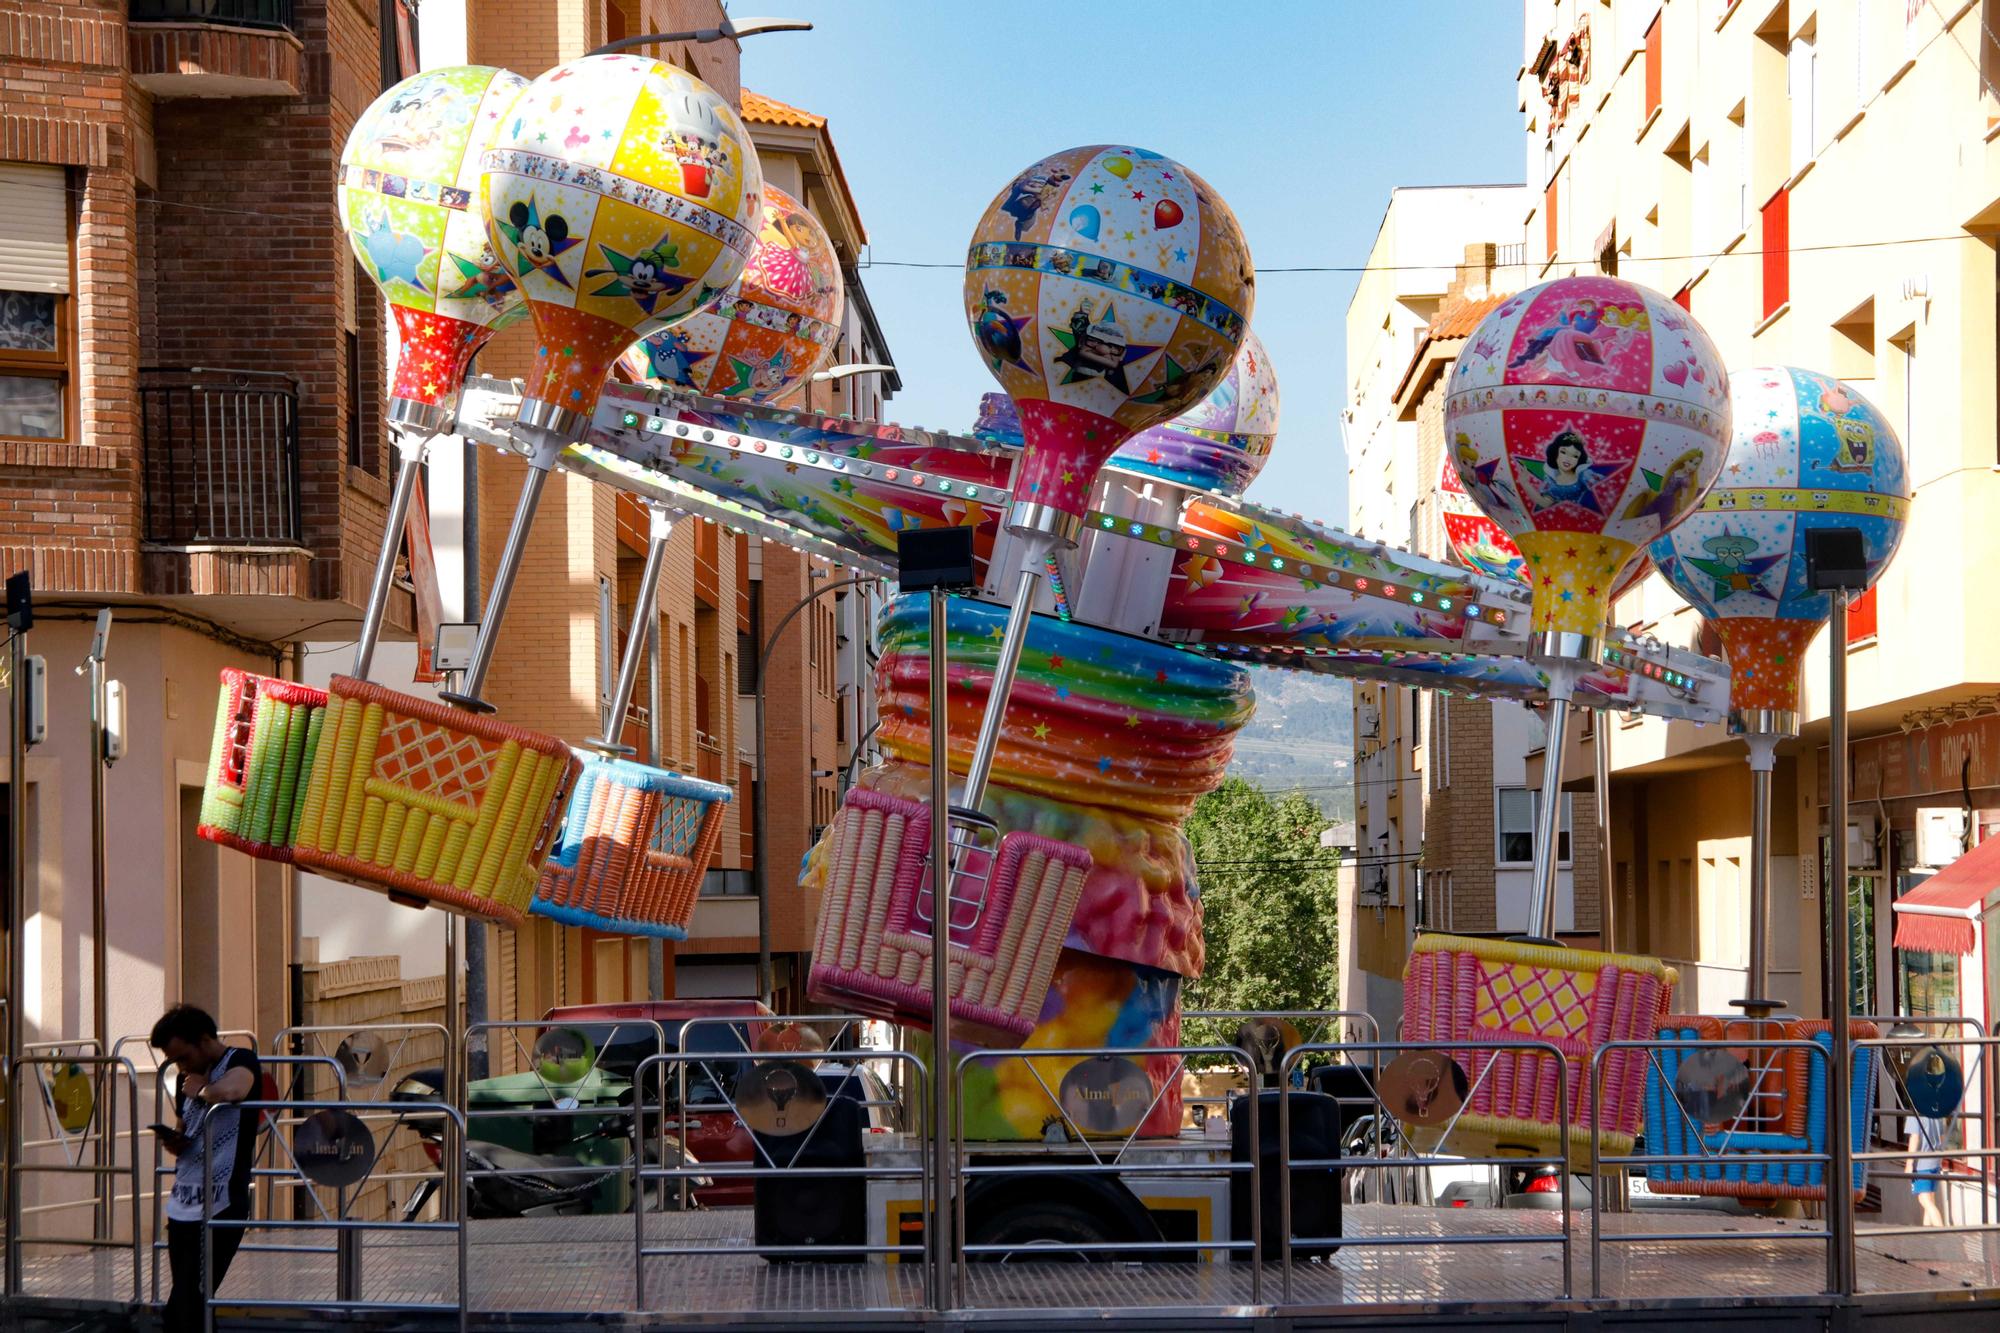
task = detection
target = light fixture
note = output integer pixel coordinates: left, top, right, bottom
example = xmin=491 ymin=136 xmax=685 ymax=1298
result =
xmin=589 ymin=14 xmax=812 ymax=57
xmin=810 ymin=362 xmax=896 ymax=383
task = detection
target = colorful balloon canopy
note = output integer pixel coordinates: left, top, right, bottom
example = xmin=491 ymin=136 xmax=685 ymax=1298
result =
xmin=1439 ymin=450 xmax=1654 ymax=599
xmin=619 ymin=184 xmax=843 ymax=405
xmin=339 ymin=65 xmax=531 ymax=423
xmin=1648 ymin=366 xmax=1909 ymax=720
xmin=481 ymin=54 xmax=763 ymax=432
xmin=1443 ymin=275 xmax=1731 ymax=640
xmin=1106 ymin=330 xmax=1279 ymax=495
xmin=963 ymin=145 xmax=1254 ymax=537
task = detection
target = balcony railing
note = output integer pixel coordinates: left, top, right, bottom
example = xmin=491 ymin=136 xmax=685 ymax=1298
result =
xmin=140 ymin=366 xmax=303 ymax=547
xmin=129 ymin=0 xmax=297 ymax=31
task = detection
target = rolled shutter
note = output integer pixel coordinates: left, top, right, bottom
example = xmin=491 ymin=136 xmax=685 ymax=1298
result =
xmin=0 ymin=163 xmax=70 ymax=294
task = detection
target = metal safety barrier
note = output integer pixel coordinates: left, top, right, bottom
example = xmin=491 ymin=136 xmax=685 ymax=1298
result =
xmin=1590 ymin=1036 xmax=1834 ymax=1299
xmin=199 ymin=1098 xmax=468 ymax=1331
xmin=3 ymin=1054 xmax=144 ymax=1302
xmin=1856 ymin=1031 xmax=1998 ymax=1239
xmin=952 ymin=1043 xmax=1266 ymax=1307
xmin=1279 ymin=1038 xmax=1575 ymax=1304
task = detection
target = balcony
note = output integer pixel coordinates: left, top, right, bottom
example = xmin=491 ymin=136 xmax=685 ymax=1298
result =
xmin=129 ymin=1 xmax=302 ymax=99
xmin=141 ymin=366 xmax=310 ymax=601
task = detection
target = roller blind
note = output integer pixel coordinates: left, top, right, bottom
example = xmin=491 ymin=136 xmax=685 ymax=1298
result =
xmin=0 ymin=163 xmax=70 ymax=295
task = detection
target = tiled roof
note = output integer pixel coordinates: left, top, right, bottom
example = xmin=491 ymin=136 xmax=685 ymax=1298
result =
xmin=1428 ymin=292 xmax=1508 ymax=340
xmin=739 ymin=89 xmax=824 ymax=129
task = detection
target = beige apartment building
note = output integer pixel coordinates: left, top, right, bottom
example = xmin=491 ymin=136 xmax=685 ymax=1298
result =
xmin=1518 ymin=0 xmax=2000 ymax=1026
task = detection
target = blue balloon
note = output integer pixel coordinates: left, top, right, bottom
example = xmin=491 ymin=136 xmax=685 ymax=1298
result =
xmin=1067 ymin=204 xmax=1100 ymax=241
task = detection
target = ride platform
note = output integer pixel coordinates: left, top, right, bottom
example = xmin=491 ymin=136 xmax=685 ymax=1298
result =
xmin=9 ymin=1203 xmax=1999 ymax=1330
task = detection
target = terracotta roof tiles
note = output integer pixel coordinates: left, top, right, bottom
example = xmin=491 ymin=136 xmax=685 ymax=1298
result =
xmin=739 ymin=89 xmax=825 ymax=129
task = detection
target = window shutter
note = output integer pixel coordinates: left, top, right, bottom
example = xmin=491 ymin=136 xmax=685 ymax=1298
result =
xmin=0 ymin=164 xmax=70 ymax=294
xmin=1761 ymin=186 xmax=1789 ymax=317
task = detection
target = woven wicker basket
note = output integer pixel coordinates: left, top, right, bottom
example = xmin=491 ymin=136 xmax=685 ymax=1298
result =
xmin=291 ymin=676 xmax=582 ymax=925
xmin=1401 ymin=933 xmax=1678 ymax=1159
xmin=197 ymin=669 xmax=329 ymax=861
xmin=808 ymin=788 xmax=1093 ymax=1046
xmin=531 ymin=755 xmax=732 ymax=939
xmin=1642 ymin=1015 xmax=1877 ymax=1200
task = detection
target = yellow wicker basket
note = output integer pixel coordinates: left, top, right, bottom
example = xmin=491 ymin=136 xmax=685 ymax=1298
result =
xmin=291 ymin=676 xmax=581 ymax=925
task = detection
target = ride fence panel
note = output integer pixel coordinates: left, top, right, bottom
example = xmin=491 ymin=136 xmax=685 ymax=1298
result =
xmin=1638 ymin=1016 xmax=1877 ymax=1201
xmin=199 ymin=1098 xmax=468 ymax=1330
xmin=4 ymin=1054 xmax=144 ymax=1304
xmin=1854 ymin=1029 xmax=2000 ymax=1281
xmin=1275 ymin=1039 xmax=1574 ymax=1306
xmin=951 ymin=1043 xmax=1266 ymax=1309
xmin=1592 ymin=1036 xmax=1835 ymax=1299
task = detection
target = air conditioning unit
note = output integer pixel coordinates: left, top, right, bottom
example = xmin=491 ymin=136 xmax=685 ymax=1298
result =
xmin=1915 ymin=807 xmax=1970 ymax=867
xmin=1847 ymin=812 xmax=1879 ymax=869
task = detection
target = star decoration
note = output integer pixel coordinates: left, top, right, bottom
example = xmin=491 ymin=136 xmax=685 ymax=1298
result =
xmin=359 ymin=214 xmax=435 ymax=294
xmin=586 ymin=234 xmax=696 ymax=314
xmin=1031 ymin=723 xmax=1051 ymax=740
xmin=493 ymin=195 xmax=580 ymax=287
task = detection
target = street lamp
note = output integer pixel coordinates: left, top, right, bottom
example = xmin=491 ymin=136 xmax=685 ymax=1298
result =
xmin=752 ymin=572 xmax=875 ymax=1004
xmin=810 ymin=363 xmax=896 ymax=383
xmin=588 ymin=14 xmax=812 ymax=57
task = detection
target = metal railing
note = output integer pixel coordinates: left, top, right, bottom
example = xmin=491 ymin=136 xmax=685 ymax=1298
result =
xmin=1857 ymin=1031 xmax=1999 ymax=1240
xmin=139 ymin=366 xmax=303 ymax=547
xmin=4 ymin=1055 xmax=144 ymax=1302
xmin=1590 ymin=1037 xmax=1835 ymax=1299
xmin=200 ymin=1099 xmax=468 ymax=1331
xmin=1278 ymin=1039 xmax=1574 ymax=1304
xmin=129 ymin=0 xmax=298 ymax=31
xmin=952 ymin=1043 xmax=1266 ymax=1306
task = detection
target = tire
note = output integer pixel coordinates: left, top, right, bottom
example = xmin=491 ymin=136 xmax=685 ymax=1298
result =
xmin=968 ymin=1198 xmax=1127 ymax=1264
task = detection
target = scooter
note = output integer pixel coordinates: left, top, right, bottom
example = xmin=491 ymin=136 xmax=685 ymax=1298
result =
xmin=390 ymin=1067 xmax=707 ymax=1221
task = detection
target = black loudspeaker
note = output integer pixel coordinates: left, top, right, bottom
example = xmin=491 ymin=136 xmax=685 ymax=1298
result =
xmin=1804 ymin=525 xmax=1868 ymax=592
xmin=896 ymin=526 xmax=977 ymax=593
xmin=752 ymin=1094 xmax=866 ymax=1261
xmin=1230 ymin=1090 xmax=1342 ymax=1260
xmin=1310 ymin=1063 xmax=1378 ymax=1144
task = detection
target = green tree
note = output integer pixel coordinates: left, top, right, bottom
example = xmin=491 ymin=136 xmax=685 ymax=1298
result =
xmin=1181 ymin=778 xmax=1342 ymax=1054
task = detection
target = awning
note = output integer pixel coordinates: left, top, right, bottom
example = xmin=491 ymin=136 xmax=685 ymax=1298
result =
xmin=1891 ymin=836 xmax=2000 ymax=955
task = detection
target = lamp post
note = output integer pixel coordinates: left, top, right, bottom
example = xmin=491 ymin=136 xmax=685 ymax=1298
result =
xmin=588 ymin=15 xmax=812 ymax=57
xmin=752 ymin=571 xmax=873 ymax=1004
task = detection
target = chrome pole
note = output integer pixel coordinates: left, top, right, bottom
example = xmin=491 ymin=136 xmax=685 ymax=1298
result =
xmin=351 ymin=430 xmax=429 ymax=681
xmin=647 ymin=613 xmax=666 ymax=1001
xmin=1523 ymin=667 xmax=1576 ymax=943
xmin=956 ymin=554 xmax=1043 ymax=814
xmin=1591 ymin=720 xmax=1630 ymax=1211
xmin=586 ymin=506 xmax=673 ymax=755
xmin=1826 ymin=590 xmax=1856 ymax=1297
xmin=1735 ymin=729 xmax=1784 ymax=1017
xmin=441 ymin=434 xmax=563 ymax=713
xmin=87 ymin=612 xmax=110 ymax=1239
xmin=5 ymin=619 xmax=25 ymax=1297
xmin=926 ymin=586 xmax=954 ymax=1313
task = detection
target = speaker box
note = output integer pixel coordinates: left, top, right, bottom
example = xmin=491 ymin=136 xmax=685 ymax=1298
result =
xmin=1230 ymin=1089 xmax=1343 ymax=1260
xmin=1310 ymin=1062 xmax=1378 ymax=1143
xmin=752 ymin=1095 xmax=866 ymax=1262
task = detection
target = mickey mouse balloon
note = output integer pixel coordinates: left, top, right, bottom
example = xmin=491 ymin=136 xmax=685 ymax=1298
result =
xmin=340 ymin=65 xmax=531 ymax=435
xmin=619 ymin=183 xmax=842 ymax=405
xmin=964 ymin=145 xmax=1254 ymax=542
xmin=481 ymin=54 xmax=763 ymax=440
xmin=1443 ymin=275 xmax=1730 ymax=640
xmin=1106 ymin=330 xmax=1279 ymax=496
xmin=1648 ymin=367 xmax=1908 ymax=725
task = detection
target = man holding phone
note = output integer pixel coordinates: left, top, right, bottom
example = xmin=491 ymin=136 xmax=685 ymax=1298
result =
xmin=149 ymin=1005 xmax=262 ymax=1332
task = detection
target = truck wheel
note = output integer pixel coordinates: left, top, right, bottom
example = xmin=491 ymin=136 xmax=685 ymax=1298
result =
xmin=970 ymin=1199 xmax=1119 ymax=1263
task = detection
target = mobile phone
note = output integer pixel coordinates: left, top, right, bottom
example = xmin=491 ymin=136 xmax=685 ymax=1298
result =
xmin=148 ymin=1123 xmax=187 ymax=1145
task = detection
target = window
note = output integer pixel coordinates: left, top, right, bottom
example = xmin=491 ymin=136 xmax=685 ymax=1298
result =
xmin=1788 ymin=33 xmax=1817 ymax=172
xmin=1643 ymin=12 xmax=1662 ymax=119
xmin=701 ymin=868 xmax=754 ymax=897
xmin=1544 ymin=177 xmax=1559 ymax=259
xmin=0 ymin=163 xmax=72 ymax=442
xmin=379 ymin=0 xmax=419 ymax=90
xmin=1847 ymin=586 xmax=1878 ymax=641
xmin=1673 ymin=283 xmax=1692 ymax=312
xmin=1760 ymin=186 xmax=1789 ymax=317
xmin=1497 ymin=788 xmax=1573 ymax=866
xmin=345 ymin=326 xmax=363 ymax=467
xmin=1896 ymin=330 xmax=1916 ymax=471
xmin=736 ymin=630 xmax=757 ymax=693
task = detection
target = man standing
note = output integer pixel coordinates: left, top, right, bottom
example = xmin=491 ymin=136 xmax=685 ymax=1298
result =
xmin=149 ymin=1005 xmax=262 ymax=1332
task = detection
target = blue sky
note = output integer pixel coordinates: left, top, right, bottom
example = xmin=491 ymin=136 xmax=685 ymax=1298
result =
xmin=743 ymin=1 xmax=1525 ymax=528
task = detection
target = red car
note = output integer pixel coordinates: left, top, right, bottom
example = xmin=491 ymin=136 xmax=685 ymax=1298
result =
xmin=541 ymin=999 xmax=773 ymax=1206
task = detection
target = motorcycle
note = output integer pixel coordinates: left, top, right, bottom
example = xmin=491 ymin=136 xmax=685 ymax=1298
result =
xmin=390 ymin=1067 xmax=708 ymax=1221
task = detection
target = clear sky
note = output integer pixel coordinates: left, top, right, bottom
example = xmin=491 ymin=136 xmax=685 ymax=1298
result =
xmin=742 ymin=1 xmax=1526 ymax=529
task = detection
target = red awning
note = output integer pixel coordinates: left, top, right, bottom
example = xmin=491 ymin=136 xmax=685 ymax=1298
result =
xmin=1891 ymin=836 xmax=2000 ymax=956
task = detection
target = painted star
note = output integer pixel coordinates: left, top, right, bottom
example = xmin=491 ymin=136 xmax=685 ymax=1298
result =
xmin=493 ymin=194 xmax=580 ymax=287
xmin=440 ymin=249 xmax=515 ymax=305
xmin=586 ymin=234 xmax=696 ymax=315
xmin=360 ymin=214 xmax=435 ymax=294
xmin=1031 ymin=723 xmax=1051 ymax=740
xmin=1047 ymin=653 xmax=1065 ymax=669
xmin=1048 ymin=301 xmax=1163 ymax=392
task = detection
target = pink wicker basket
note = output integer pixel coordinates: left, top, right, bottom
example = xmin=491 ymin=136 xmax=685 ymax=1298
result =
xmin=1401 ymin=933 xmax=1677 ymax=1158
xmin=808 ymin=788 xmax=1092 ymax=1047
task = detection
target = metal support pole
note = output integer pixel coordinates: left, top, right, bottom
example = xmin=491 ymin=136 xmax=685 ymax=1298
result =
xmin=86 ymin=611 xmax=110 ymax=1239
xmin=352 ymin=430 xmax=429 ymax=681
xmin=1735 ymin=731 xmax=1783 ymax=1016
xmin=1522 ymin=669 xmax=1576 ymax=944
xmin=955 ymin=556 xmax=1043 ymax=815
xmin=441 ymin=435 xmax=562 ymax=712
xmin=647 ymin=613 xmax=666 ymax=1001
xmin=587 ymin=507 xmax=673 ymax=755
xmin=752 ymin=573 xmax=871 ymax=1004
xmin=1590 ymin=715 xmax=1630 ymax=1211
xmin=926 ymin=587 xmax=954 ymax=1314
xmin=5 ymin=620 xmax=25 ymax=1297
xmin=1825 ymin=590 xmax=1856 ymax=1297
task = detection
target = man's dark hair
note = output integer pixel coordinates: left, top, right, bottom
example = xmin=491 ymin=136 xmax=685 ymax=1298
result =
xmin=150 ymin=1004 xmax=219 ymax=1050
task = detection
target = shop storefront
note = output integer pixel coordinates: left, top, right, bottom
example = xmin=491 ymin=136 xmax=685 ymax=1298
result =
xmin=1819 ymin=714 xmax=2000 ymax=1032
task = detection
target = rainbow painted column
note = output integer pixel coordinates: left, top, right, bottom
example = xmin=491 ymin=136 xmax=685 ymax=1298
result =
xmin=806 ymin=594 xmax=1253 ymax=1139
